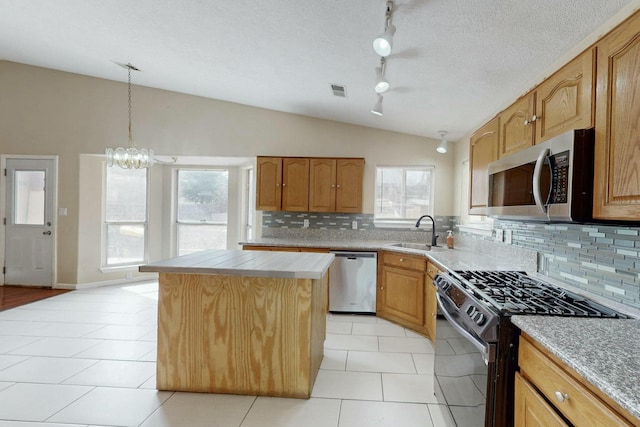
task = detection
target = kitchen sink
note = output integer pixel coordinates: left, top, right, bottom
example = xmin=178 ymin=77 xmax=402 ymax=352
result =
xmin=389 ymin=242 xmax=436 ymax=251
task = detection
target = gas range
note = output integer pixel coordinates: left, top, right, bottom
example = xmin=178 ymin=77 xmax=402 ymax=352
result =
xmin=448 ymin=270 xmax=627 ymax=318
xmin=433 ymin=269 xmax=628 ymax=427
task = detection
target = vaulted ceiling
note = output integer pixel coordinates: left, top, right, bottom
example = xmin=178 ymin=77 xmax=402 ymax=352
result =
xmin=0 ymin=0 xmax=635 ymax=141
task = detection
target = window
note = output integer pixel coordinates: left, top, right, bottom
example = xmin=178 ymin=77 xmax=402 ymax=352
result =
xmin=176 ymin=169 xmax=228 ymax=256
xmin=374 ymin=166 xmax=434 ymax=226
xmin=104 ymin=166 xmax=148 ymax=267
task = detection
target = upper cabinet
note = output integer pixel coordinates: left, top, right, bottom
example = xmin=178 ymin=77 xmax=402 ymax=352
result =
xmin=535 ymin=48 xmax=595 ymax=143
xmin=281 ymin=158 xmax=310 ymax=212
xmin=593 ymin=12 xmax=640 ymax=220
xmin=335 ymin=158 xmax=365 ymax=213
xmin=256 ymin=157 xmax=282 ymax=211
xmin=257 ymin=156 xmax=364 ymax=213
xmin=496 ymin=48 xmax=596 ymax=159
xmin=499 ymin=93 xmax=536 ymax=158
xmin=469 ymin=117 xmax=499 ymax=214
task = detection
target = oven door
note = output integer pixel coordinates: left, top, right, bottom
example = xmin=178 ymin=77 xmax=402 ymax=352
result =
xmin=434 ymin=293 xmax=496 ymax=427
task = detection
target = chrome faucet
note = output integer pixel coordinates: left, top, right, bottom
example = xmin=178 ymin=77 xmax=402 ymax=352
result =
xmin=415 ymin=215 xmax=439 ymax=247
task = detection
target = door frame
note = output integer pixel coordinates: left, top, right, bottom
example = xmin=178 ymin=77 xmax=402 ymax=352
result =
xmin=0 ymin=154 xmax=59 ymax=287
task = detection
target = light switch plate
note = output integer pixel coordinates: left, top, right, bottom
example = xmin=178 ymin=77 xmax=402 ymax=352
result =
xmin=505 ymin=229 xmax=513 ymax=244
xmin=303 ymin=219 xmax=309 ymax=228
xmin=352 ymin=221 xmax=358 ymax=230
xmin=495 ymin=229 xmax=504 ymax=242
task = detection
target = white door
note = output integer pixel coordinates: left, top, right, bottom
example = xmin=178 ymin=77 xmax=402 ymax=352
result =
xmin=4 ymin=158 xmax=56 ymax=286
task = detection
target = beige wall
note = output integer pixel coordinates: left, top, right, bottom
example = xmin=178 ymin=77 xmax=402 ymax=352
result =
xmin=0 ymin=61 xmax=455 ymax=285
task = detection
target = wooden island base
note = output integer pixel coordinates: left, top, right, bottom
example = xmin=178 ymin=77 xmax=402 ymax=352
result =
xmin=156 ymin=272 xmax=328 ymax=398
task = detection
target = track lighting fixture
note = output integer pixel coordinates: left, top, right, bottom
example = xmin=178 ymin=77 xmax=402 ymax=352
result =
xmin=373 ymin=1 xmax=395 ymax=57
xmin=437 ymin=131 xmax=448 ymax=154
xmin=371 ymin=95 xmax=383 ymax=116
xmin=375 ymin=57 xmax=390 ymax=93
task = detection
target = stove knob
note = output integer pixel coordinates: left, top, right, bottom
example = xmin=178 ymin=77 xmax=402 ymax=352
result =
xmin=474 ymin=313 xmax=486 ymax=326
xmin=466 ymin=305 xmax=476 ymax=316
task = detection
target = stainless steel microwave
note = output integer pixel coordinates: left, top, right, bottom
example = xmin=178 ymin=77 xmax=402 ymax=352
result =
xmin=487 ymin=128 xmax=594 ymax=222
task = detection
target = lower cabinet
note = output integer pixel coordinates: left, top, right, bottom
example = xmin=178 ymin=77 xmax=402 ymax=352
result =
xmin=516 ymin=334 xmax=636 ymax=427
xmin=377 ymin=251 xmax=439 ymax=340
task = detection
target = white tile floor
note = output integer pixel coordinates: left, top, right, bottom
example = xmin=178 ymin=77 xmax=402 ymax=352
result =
xmin=0 ymin=281 xmax=456 ymax=427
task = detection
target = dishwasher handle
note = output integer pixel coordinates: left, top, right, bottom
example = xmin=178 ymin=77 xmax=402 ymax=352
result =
xmin=330 ymin=251 xmax=377 ymax=259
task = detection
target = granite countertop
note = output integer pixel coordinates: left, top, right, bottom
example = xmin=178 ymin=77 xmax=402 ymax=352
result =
xmin=240 ymin=237 xmax=538 ymax=272
xmin=139 ymin=249 xmax=334 ymax=279
xmin=511 ymin=316 xmax=640 ymax=421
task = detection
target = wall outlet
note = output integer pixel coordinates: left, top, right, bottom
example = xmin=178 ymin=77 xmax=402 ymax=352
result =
xmin=495 ymin=229 xmax=504 ymax=242
xmin=352 ymin=221 xmax=358 ymax=230
xmin=303 ymin=219 xmax=309 ymax=228
xmin=505 ymin=229 xmax=513 ymax=245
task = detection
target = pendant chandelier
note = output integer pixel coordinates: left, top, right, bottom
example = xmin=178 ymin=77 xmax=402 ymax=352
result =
xmin=105 ymin=63 xmax=154 ymax=168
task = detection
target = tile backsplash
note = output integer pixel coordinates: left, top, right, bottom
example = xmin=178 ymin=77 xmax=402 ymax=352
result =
xmin=466 ymin=220 xmax=640 ymax=309
xmin=261 ymin=211 xmax=457 ymax=241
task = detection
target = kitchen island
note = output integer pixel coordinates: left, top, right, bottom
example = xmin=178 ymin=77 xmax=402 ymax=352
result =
xmin=139 ymin=249 xmax=334 ymax=398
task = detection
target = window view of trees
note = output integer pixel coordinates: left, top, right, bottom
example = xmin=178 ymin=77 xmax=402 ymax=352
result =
xmin=177 ymin=169 xmax=229 ymax=255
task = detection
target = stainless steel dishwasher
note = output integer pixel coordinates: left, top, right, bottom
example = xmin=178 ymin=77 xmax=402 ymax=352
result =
xmin=329 ymin=251 xmax=377 ymax=314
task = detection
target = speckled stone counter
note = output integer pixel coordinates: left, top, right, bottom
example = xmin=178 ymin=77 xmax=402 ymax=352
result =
xmin=240 ymin=238 xmax=538 ymax=272
xmin=511 ymin=316 xmax=640 ymax=421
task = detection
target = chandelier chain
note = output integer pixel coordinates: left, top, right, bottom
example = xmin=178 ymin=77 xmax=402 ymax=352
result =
xmin=127 ymin=65 xmax=134 ymax=147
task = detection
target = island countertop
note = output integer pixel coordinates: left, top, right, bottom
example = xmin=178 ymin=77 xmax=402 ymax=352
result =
xmin=139 ymin=249 xmax=334 ymax=279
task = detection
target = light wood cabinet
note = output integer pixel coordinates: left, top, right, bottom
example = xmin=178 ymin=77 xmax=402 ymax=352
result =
xmin=495 ymin=48 xmax=595 ymax=160
xmin=499 ymin=93 xmax=535 ymax=158
xmin=517 ymin=334 xmax=636 ymax=427
xmin=257 ymin=156 xmax=364 ymax=213
xmin=256 ymin=157 xmax=282 ymax=211
xmin=282 ymin=158 xmax=309 ymax=212
xmin=377 ymin=252 xmax=440 ymax=339
xmin=309 ymin=158 xmax=337 ymax=212
xmin=515 ymin=372 xmax=569 ymax=427
xmin=335 ymin=158 xmax=364 ymax=213
xmin=424 ymin=261 xmax=440 ymax=342
xmin=535 ymin=48 xmax=595 ymax=143
xmin=469 ymin=117 xmax=499 ymax=214
xmin=593 ymin=11 xmax=640 ymax=220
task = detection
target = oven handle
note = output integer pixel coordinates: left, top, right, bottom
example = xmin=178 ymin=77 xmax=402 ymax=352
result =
xmin=436 ymin=292 xmax=494 ymax=363
xmin=533 ymin=148 xmax=550 ymax=214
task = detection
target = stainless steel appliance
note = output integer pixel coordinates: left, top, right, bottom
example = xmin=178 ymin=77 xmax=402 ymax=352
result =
xmin=434 ymin=270 xmax=626 ymax=427
xmin=487 ymin=128 xmax=594 ymax=221
xmin=329 ymin=251 xmax=377 ymax=313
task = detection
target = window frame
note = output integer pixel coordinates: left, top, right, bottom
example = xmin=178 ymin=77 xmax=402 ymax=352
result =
xmin=102 ymin=165 xmax=150 ymax=269
xmin=374 ymin=165 xmax=435 ymax=227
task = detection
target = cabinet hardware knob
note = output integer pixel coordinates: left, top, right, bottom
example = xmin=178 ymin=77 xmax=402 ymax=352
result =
xmin=276 ymin=183 xmax=281 ymax=187
xmin=399 ymin=258 xmax=404 ymax=262
xmin=331 ymin=184 xmax=335 ymax=188
xmin=42 ymin=230 xmax=52 ymax=235
xmin=337 ymin=184 xmax=341 ymax=188
xmin=282 ymin=183 xmax=286 ymax=187
xmin=554 ymin=391 xmax=569 ymax=403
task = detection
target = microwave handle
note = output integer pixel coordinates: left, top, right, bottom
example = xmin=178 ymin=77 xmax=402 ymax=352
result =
xmin=533 ymin=148 xmax=550 ymax=214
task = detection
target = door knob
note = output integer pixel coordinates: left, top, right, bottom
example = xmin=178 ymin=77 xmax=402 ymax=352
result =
xmin=42 ymin=231 xmax=52 ymax=235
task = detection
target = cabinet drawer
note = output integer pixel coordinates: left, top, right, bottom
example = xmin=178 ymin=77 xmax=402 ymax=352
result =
xmin=426 ymin=262 xmax=442 ymax=279
xmin=383 ymin=253 xmax=426 ymax=271
xmin=519 ymin=337 xmax=632 ymax=427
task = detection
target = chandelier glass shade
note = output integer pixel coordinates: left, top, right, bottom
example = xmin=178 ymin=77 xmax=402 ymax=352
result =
xmin=105 ymin=63 xmax=154 ymax=169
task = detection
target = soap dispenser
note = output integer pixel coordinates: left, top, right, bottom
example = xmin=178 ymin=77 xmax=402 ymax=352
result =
xmin=446 ymin=230 xmax=454 ymax=249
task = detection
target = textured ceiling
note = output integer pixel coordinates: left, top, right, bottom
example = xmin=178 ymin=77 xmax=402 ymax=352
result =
xmin=0 ymin=0 xmax=635 ymax=141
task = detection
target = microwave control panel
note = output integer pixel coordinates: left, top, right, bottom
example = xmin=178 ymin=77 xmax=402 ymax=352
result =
xmin=549 ymin=151 xmax=569 ymax=203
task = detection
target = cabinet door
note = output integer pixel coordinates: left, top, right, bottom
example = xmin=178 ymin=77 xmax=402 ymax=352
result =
xmin=282 ymin=158 xmax=310 ymax=212
xmin=469 ymin=117 xmax=499 ymax=214
xmin=256 ymin=157 xmax=282 ymax=211
xmin=514 ymin=373 xmax=569 ymax=427
xmin=499 ymin=93 xmax=535 ymax=158
xmin=535 ymin=48 xmax=595 ymax=143
xmin=594 ymin=12 xmax=640 ymax=220
xmin=309 ymin=158 xmax=337 ymax=212
xmin=381 ymin=266 xmax=424 ymax=327
xmin=424 ymin=274 xmax=437 ymax=342
xmin=335 ymin=159 xmax=364 ymax=213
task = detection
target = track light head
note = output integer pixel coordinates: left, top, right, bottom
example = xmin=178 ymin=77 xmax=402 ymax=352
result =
xmin=371 ymin=95 xmax=383 ymax=116
xmin=374 ymin=58 xmax=389 ymax=93
xmin=373 ymin=25 xmax=395 ymax=57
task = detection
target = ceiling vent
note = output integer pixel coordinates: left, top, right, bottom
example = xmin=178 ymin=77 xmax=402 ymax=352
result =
xmin=330 ymin=84 xmax=347 ymax=98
